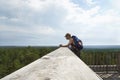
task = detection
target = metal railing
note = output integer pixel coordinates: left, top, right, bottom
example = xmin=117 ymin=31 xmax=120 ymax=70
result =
xmin=81 ymin=52 xmax=120 ymax=73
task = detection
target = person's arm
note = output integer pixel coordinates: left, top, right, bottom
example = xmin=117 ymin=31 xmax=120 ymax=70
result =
xmin=59 ymin=44 xmax=69 ymax=47
xmin=60 ymin=38 xmax=73 ymax=47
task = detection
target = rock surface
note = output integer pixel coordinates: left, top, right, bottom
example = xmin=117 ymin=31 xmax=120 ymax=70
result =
xmin=1 ymin=47 xmax=103 ymax=80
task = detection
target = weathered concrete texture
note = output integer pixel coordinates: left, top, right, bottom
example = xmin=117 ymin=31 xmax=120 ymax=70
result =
xmin=1 ymin=47 xmax=103 ymax=80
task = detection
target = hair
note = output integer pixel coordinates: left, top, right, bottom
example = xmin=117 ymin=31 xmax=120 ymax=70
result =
xmin=65 ymin=33 xmax=71 ymax=37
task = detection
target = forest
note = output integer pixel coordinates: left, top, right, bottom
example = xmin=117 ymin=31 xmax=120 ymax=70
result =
xmin=0 ymin=46 xmax=120 ymax=78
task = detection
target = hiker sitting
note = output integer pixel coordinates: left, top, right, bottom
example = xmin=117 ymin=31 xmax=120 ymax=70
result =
xmin=60 ymin=33 xmax=83 ymax=58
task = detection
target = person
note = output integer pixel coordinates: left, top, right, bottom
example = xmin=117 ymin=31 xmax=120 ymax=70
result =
xmin=60 ymin=33 xmax=83 ymax=58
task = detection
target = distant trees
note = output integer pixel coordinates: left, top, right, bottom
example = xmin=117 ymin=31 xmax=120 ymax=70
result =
xmin=81 ymin=49 xmax=119 ymax=65
xmin=0 ymin=47 xmax=57 ymax=78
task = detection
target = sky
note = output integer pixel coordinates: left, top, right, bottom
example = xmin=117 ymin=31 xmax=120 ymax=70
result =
xmin=0 ymin=0 xmax=120 ymax=46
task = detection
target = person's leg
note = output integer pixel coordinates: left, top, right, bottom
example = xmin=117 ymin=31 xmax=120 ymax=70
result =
xmin=77 ymin=51 xmax=81 ymax=58
xmin=70 ymin=48 xmax=81 ymax=58
xmin=75 ymin=50 xmax=81 ymax=58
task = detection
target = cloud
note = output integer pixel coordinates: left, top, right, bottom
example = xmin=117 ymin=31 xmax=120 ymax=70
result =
xmin=0 ymin=0 xmax=120 ymax=45
xmin=85 ymin=0 xmax=96 ymax=5
xmin=110 ymin=0 xmax=120 ymax=10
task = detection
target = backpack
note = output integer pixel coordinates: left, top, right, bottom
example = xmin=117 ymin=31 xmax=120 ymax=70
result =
xmin=72 ymin=35 xmax=83 ymax=50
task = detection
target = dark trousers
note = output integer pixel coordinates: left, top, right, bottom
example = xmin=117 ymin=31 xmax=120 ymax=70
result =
xmin=70 ymin=48 xmax=81 ymax=58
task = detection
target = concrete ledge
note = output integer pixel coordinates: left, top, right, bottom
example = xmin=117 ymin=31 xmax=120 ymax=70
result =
xmin=1 ymin=47 xmax=103 ymax=80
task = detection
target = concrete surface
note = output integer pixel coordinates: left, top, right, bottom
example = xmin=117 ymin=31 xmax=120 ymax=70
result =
xmin=1 ymin=47 xmax=103 ymax=80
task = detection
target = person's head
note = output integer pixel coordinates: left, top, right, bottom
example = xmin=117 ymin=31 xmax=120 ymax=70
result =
xmin=65 ymin=33 xmax=71 ymax=40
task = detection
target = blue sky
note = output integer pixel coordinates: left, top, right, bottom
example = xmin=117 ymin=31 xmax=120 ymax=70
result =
xmin=0 ymin=0 xmax=120 ymax=46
